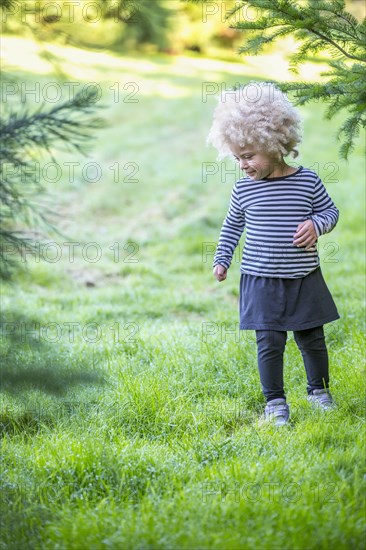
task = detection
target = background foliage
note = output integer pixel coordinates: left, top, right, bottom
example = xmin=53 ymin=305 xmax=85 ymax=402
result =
xmin=1 ymin=0 xmax=244 ymax=55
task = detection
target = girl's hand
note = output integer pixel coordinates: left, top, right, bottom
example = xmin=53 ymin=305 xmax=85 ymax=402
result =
xmin=293 ymin=219 xmax=317 ymax=250
xmin=213 ymin=264 xmax=227 ymax=282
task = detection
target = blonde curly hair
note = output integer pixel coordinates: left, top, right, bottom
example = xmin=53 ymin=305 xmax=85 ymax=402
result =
xmin=206 ymin=82 xmax=302 ymax=161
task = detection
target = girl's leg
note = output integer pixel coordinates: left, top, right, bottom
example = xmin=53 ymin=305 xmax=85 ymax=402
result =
xmin=293 ymin=325 xmax=329 ymax=394
xmin=255 ymin=330 xmax=287 ymax=402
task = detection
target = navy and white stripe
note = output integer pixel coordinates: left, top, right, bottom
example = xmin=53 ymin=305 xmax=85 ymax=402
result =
xmin=213 ymin=166 xmax=339 ymax=278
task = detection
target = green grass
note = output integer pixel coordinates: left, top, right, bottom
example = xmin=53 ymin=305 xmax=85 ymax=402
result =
xmin=1 ymin=41 xmax=366 ymax=550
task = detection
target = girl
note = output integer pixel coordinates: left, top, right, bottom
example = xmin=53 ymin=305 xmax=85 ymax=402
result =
xmin=207 ymin=82 xmax=340 ymax=426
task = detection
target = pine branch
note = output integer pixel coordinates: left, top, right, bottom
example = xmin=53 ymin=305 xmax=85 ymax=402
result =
xmin=337 ymin=112 xmax=365 ymax=159
xmin=306 ymin=27 xmax=365 ymax=63
xmin=228 ymin=0 xmax=366 ymax=63
xmin=0 ymin=88 xmax=107 ymax=279
xmin=1 ymin=89 xmax=105 ymax=155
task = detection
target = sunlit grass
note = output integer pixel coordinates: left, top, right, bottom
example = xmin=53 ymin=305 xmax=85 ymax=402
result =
xmin=2 ymin=34 xmax=331 ymax=84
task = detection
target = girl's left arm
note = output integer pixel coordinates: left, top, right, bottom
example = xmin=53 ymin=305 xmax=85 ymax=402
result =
xmin=309 ymin=176 xmax=339 ymax=237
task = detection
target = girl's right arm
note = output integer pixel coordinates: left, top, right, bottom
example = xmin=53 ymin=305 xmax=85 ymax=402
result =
xmin=212 ymin=183 xmax=246 ymax=280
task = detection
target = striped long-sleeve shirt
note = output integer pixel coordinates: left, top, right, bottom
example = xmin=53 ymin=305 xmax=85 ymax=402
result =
xmin=212 ymin=166 xmax=339 ymax=278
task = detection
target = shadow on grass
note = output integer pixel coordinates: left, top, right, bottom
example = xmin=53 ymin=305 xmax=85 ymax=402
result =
xmin=0 ymin=311 xmax=106 ymax=396
xmin=0 ymin=365 xmax=105 ymax=396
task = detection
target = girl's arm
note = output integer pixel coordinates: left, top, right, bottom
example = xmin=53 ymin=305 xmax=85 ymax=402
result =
xmin=212 ymin=183 xmax=246 ymax=271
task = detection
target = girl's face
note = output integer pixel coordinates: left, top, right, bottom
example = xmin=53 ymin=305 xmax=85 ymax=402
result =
xmin=230 ymin=143 xmax=283 ymax=180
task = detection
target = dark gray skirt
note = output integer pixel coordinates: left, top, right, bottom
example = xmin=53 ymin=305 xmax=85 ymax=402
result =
xmin=239 ymin=267 xmax=340 ymax=331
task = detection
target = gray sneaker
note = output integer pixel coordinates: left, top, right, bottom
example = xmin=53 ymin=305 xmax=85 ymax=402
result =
xmin=265 ymin=398 xmax=290 ymax=426
xmin=308 ymin=389 xmax=334 ymax=410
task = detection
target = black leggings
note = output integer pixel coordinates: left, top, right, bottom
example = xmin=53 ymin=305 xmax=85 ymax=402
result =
xmin=255 ymin=325 xmax=329 ymax=402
